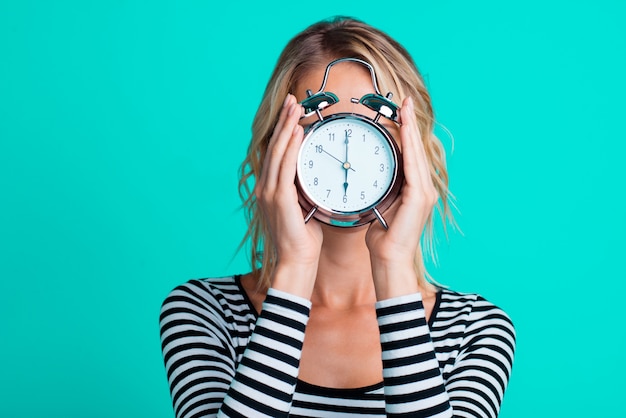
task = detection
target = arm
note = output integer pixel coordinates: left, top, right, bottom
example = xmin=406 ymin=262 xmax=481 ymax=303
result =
xmin=444 ymin=297 xmax=516 ymax=417
xmin=366 ymin=96 xmax=450 ymax=415
xmin=376 ymin=293 xmax=515 ymax=418
xmin=160 ymin=283 xmax=311 ymax=418
xmin=376 ymin=293 xmax=452 ymax=418
xmin=367 ymin=96 xmax=516 ymax=416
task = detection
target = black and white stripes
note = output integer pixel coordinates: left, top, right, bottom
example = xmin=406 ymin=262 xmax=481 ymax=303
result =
xmin=160 ymin=276 xmax=515 ymax=417
xmin=376 ymin=294 xmax=452 ymax=417
xmin=220 ymin=290 xmax=310 ymax=417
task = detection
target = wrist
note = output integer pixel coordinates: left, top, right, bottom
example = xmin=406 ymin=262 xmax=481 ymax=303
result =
xmin=370 ymin=257 xmax=419 ymax=301
xmin=270 ymin=261 xmax=318 ymax=300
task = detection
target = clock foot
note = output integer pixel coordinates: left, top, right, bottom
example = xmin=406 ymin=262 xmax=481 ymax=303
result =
xmin=372 ymin=207 xmax=388 ymax=230
xmin=304 ymin=206 xmax=318 ymax=223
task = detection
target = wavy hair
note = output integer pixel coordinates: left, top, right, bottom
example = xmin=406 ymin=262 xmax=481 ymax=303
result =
xmin=238 ymin=16 xmax=455 ymax=290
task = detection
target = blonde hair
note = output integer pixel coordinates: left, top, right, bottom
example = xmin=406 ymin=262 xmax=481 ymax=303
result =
xmin=238 ymin=16 xmax=455 ymax=290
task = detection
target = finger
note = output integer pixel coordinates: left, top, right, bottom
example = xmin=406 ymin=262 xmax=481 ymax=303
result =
xmin=399 ymin=97 xmax=421 ymax=192
xmin=277 ymin=121 xmax=304 ymax=198
xmin=259 ymin=94 xmax=294 ymax=185
xmin=401 ymin=97 xmax=435 ymax=195
xmin=265 ymin=100 xmax=302 ymax=193
xmin=392 ymin=98 xmax=432 ymax=231
xmin=270 ymin=122 xmax=306 ymax=222
xmin=262 ymin=96 xmax=301 ymax=193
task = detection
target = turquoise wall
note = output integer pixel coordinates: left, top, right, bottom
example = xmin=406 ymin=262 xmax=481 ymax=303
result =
xmin=1 ymin=1 xmax=624 ymax=416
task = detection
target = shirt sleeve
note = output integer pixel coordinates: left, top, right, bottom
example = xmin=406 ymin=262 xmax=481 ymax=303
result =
xmin=376 ymin=292 xmax=515 ymax=418
xmin=444 ymin=296 xmax=516 ymax=417
xmin=160 ymin=283 xmax=310 ymax=418
xmin=376 ymin=293 xmax=453 ymax=417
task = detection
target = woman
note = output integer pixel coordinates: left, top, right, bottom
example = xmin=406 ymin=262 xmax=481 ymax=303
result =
xmin=160 ymin=17 xmax=515 ymax=418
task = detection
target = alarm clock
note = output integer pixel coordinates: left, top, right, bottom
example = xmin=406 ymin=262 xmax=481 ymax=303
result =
xmin=295 ymin=57 xmax=404 ymax=230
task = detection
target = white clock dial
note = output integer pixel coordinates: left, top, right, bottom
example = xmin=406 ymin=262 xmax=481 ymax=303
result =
xmin=297 ymin=116 xmax=397 ymax=214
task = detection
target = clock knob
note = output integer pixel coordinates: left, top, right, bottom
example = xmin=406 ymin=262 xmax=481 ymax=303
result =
xmin=300 ymin=91 xmax=339 ymax=119
xmin=359 ymin=93 xmax=399 ymax=123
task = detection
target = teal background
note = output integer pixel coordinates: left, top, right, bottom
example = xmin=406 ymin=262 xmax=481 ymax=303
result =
xmin=1 ymin=1 xmax=624 ymax=416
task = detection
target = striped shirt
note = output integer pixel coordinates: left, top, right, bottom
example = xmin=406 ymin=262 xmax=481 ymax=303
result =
xmin=160 ymin=276 xmax=515 ymax=417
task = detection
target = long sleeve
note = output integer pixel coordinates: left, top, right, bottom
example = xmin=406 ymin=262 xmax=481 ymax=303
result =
xmin=443 ymin=296 xmax=516 ymax=417
xmin=160 ymin=282 xmax=310 ymax=418
xmin=376 ymin=292 xmax=515 ymax=418
xmin=377 ymin=293 xmax=453 ymax=417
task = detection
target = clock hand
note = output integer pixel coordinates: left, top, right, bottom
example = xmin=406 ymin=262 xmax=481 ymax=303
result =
xmin=344 ymin=131 xmax=349 ymax=166
xmin=321 ymin=149 xmax=343 ymax=165
xmin=344 ymin=131 xmax=349 ymax=196
xmin=322 ymin=148 xmax=356 ymax=172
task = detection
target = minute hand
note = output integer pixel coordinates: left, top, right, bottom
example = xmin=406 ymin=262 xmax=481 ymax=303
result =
xmin=322 ymin=149 xmax=356 ymax=172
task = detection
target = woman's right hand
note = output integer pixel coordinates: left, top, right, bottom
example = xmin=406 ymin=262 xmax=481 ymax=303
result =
xmin=254 ymin=94 xmax=323 ymax=299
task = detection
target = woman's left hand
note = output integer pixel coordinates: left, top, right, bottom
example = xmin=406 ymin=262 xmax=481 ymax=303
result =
xmin=365 ymin=96 xmax=439 ymax=300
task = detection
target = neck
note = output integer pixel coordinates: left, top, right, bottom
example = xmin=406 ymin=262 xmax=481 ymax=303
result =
xmin=312 ymin=225 xmax=377 ymax=309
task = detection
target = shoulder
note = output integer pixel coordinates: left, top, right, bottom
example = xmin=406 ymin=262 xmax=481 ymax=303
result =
xmin=161 ymin=276 xmax=244 ymax=307
xmin=438 ymin=288 xmax=514 ymax=324
xmin=159 ymin=276 xmax=255 ymax=332
xmin=438 ymin=288 xmax=516 ymax=350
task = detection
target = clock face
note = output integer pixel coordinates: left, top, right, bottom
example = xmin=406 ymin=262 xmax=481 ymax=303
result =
xmin=296 ymin=114 xmax=399 ymax=216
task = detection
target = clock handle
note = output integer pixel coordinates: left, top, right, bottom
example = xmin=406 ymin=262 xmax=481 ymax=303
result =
xmin=316 ymin=58 xmax=383 ymax=96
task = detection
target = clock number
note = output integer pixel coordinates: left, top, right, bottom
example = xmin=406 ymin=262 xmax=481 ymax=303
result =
xmin=314 ymin=177 xmax=318 ymax=186
xmin=343 ymin=195 xmax=347 ymax=203
xmin=315 ymin=145 xmax=323 ymax=153
xmin=374 ymin=146 xmax=380 ymax=155
xmin=344 ymin=129 xmax=352 ymax=138
xmin=363 ymin=134 xmax=366 ymax=142
xmin=360 ymin=191 xmax=365 ymax=200
xmin=328 ymin=133 xmax=335 ymax=141
xmin=309 ymin=160 xmax=314 ymax=168
xmin=379 ymin=163 xmax=385 ymax=172
xmin=373 ymin=180 xmax=378 ymax=187
xmin=326 ymin=189 xmax=331 ymax=198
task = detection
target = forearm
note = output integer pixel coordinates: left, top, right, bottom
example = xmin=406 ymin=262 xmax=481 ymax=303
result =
xmin=161 ymin=283 xmax=311 ymax=418
xmin=218 ymin=288 xmax=311 ymax=418
xmin=376 ymin=293 xmax=452 ymax=417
